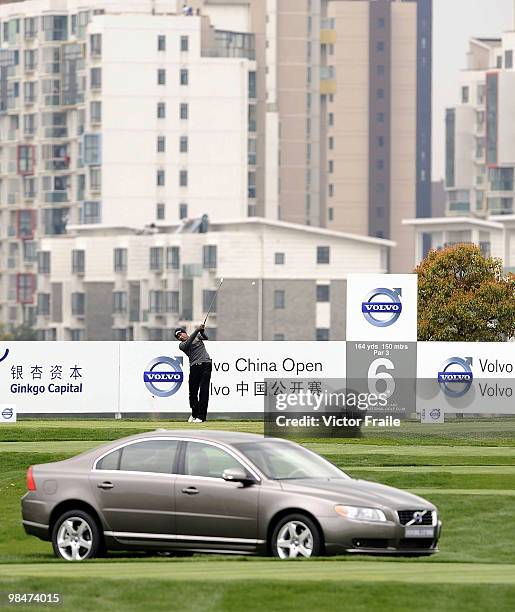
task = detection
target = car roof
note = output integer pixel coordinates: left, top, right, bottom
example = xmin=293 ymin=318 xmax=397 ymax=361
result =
xmin=137 ymin=429 xmax=265 ymax=444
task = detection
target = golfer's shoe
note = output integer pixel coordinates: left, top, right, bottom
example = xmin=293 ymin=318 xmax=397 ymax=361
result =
xmin=192 ymin=418 xmax=203 ymax=423
xmin=187 ymin=415 xmax=194 ymax=423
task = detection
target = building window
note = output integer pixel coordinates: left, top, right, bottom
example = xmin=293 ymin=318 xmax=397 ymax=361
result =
xmin=157 ymin=35 xmax=166 ymax=51
xmin=90 ymin=67 xmax=101 ymax=89
xmin=377 ymin=88 xmax=385 ymax=99
xmin=378 ymin=136 xmax=385 ymax=147
xmin=70 ymin=329 xmax=85 ymax=341
xmin=248 ymin=171 xmax=256 ymax=198
xmin=82 ymin=201 xmax=101 ymax=224
xmin=316 ymin=328 xmax=329 ymax=341
xmin=328 ymin=160 xmax=334 ymax=174
xmin=274 ymin=290 xmax=285 ymax=309
xmin=377 ymin=65 xmax=385 ymax=76
xmin=179 ymin=203 xmax=188 ymax=219
xmin=83 ymin=133 xmax=101 ymax=165
xmin=17 ymin=210 xmax=35 ymax=239
xmin=180 ymin=69 xmax=188 ymax=86
xmin=149 ymin=290 xmax=164 ymax=313
xmin=328 ymin=184 xmax=334 ymax=197
xmin=72 ymin=249 xmax=85 ymax=274
xmin=317 ymin=246 xmax=330 ymax=264
xmin=275 ymin=252 xmax=285 ymax=265
xmin=166 ymin=291 xmax=179 ymax=313
xmin=179 ymin=170 xmax=188 ymax=187
xmin=157 ymin=135 xmax=166 ymax=152
xmin=17 ymin=145 xmax=34 ymax=175
xmin=180 ymin=136 xmax=188 ymax=153
xmin=505 ymin=50 xmax=513 ymax=69
xmin=377 ymin=159 xmax=385 ymax=170
xmin=149 ymin=247 xmax=164 ymax=271
xmin=461 ymin=86 xmax=469 ymax=103
xmin=156 ymin=202 xmax=165 ymax=220
xmin=157 ymin=170 xmax=165 ymax=186
xmin=180 ymin=35 xmax=189 ymax=52
xmin=248 ymin=104 xmax=257 ymax=132
xmin=90 ymin=33 xmax=102 ymax=57
xmin=71 ymin=292 xmax=85 ymax=315
xmin=113 ymin=291 xmax=127 ymax=314
xmin=114 ymin=248 xmax=127 ymax=272
xmin=377 ymin=41 xmax=385 ymax=52
xmin=203 ymin=245 xmax=217 ymax=269
xmin=445 ymin=108 xmax=456 ymax=187
xmin=157 ymin=102 xmax=166 ymax=118
xmin=38 ymin=251 xmax=51 ymax=274
xmin=203 ymin=290 xmax=217 ymax=313
xmin=90 ymin=167 xmax=101 ymax=191
xmin=180 ymin=103 xmax=188 ymax=119
xmin=378 ymin=17 xmax=385 ymax=28
xmin=274 ymin=333 xmax=285 ymax=341
xmin=328 ymin=112 xmax=334 ymax=126
xmin=248 ymin=71 xmax=256 ymax=98
xmin=37 ymin=293 xmax=50 ymax=316
xmin=497 ymin=55 xmax=502 ymax=68
xmin=328 ymin=207 xmax=333 ymax=221
xmin=486 ymin=73 xmax=498 ymax=165
xmin=90 ymin=101 xmax=102 ymax=123
xmin=166 ymin=246 xmax=180 ymax=270
xmin=158 ymin=69 xmax=166 ymax=85
xmin=16 ymin=273 xmax=35 ymax=304
xmin=328 ymin=136 xmax=334 ymax=150
xmin=377 ymin=112 xmax=385 ymax=123
xmin=316 ymin=285 xmax=330 ymax=302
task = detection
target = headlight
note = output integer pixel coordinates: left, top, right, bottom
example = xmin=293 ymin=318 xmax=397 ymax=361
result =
xmin=335 ymin=505 xmax=387 ymax=522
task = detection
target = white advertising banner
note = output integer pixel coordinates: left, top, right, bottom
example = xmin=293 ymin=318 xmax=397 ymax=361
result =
xmin=0 ymin=342 xmax=120 ymax=414
xmin=346 ymin=274 xmax=418 ymax=342
xmin=417 ymin=342 xmax=515 ymax=415
xmin=119 ymin=342 xmax=346 ymax=414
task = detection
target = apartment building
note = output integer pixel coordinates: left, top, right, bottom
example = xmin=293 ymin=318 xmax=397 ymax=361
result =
xmin=194 ymin=0 xmax=432 ymax=271
xmin=35 ymin=217 xmax=392 ymax=341
xmin=445 ymin=34 xmax=515 ymax=218
xmin=0 ymin=0 xmax=257 ymax=327
xmin=323 ymin=0 xmax=432 ymax=273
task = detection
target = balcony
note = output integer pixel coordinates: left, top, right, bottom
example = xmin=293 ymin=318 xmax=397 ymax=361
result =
xmin=182 ymin=263 xmax=202 ymax=278
xmin=321 ymin=18 xmax=336 ymax=44
xmin=44 ymin=191 xmax=69 ymax=203
xmin=320 ymin=65 xmax=336 ymax=94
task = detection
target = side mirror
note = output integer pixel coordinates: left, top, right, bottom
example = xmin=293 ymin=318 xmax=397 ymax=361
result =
xmin=222 ymin=467 xmax=256 ymax=485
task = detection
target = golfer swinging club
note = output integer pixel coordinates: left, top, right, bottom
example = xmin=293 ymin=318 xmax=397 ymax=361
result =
xmin=175 ymin=324 xmax=211 ymax=423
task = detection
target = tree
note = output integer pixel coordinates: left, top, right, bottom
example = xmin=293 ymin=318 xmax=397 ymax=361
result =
xmin=0 ymin=323 xmax=37 ymax=341
xmin=416 ymin=243 xmax=515 ymax=341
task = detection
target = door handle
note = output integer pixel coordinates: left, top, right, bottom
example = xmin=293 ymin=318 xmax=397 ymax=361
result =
xmin=97 ymin=481 xmax=114 ymax=490
xmin=181 ymin=486 xmax=199 ymax=495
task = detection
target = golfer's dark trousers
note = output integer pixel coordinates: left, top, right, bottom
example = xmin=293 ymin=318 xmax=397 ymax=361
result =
xmin=188 ymin=362 xmax=212 ymax=421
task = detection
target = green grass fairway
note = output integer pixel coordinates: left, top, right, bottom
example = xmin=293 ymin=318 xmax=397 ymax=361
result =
xmin=1 ymin=418 xmax=514 ymax=611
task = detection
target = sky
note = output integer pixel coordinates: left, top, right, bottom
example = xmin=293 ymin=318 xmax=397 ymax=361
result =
xmin=432 ymin=0 xmax=513 ymax=179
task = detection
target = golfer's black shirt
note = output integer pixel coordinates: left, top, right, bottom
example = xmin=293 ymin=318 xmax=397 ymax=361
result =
xmin=179 ymin=328 xmax=211 ymax=366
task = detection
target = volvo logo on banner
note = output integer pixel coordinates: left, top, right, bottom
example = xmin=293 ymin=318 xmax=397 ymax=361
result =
xmin=361 ymin=288 xmax=403 ymax=328
xmin=438 ymin=357 xmax=473 ymax=398
xmin=144 ymin=356 xmax=184 ymax=398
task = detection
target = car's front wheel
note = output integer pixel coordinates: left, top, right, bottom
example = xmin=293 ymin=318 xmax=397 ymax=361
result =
xmin=51 ymin=510 xmax=101 ymax=561
xmin=271 ymin=514 xmax=323 ymax=559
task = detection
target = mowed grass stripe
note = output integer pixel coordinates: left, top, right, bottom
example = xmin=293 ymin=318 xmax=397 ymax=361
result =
xmin=349 ymin=466 xmax=515 ymax=474
xmin=410 ymin=488 xmax=515 ymax=496
xmin=4 ymin=440 xmax=515 ymax=457
xmin=2 ymin=561 xmax=515 ymax=585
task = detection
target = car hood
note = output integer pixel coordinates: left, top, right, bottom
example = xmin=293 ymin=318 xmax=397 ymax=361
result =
xmin=278 ymin=478 xmax=436 ymax=510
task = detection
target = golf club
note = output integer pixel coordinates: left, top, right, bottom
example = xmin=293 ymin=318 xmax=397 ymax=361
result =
xmin=203 ymin=277 xmax=224 ymax=325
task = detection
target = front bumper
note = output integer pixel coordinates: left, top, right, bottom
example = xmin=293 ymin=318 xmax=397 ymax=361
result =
xmin=320 ymin=516 xmax=442 ymax=556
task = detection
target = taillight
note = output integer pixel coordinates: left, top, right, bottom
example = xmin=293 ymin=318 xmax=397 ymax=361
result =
xmin=27 ymin=466 xmax=36 ymax=491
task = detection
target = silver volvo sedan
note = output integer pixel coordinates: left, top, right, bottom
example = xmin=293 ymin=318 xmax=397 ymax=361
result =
xmin=21 ymin=430 xmax=441 ymax=561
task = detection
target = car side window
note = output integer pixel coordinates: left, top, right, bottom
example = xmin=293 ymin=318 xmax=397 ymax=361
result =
xmin=96 ymin=448 xmax=121 ymax=470
xmin=184 ymin=442 xmax=246 ymax=479
xmin=111 ymin=440 xmax=179 ymax=474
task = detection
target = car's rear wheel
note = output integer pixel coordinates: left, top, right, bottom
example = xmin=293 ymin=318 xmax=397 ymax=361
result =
xmin=51 ymin=510 xmax=101 ymax=561
xmin=271 ymin=514 xmax=323 ymax=559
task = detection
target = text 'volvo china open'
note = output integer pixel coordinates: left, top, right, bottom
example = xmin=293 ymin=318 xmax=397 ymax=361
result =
xmin=22 ymin=430 xmax=441 ymax=560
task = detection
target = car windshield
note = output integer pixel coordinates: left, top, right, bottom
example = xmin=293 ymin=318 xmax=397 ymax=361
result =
xmin=233 ymin=441 xmax=349 ymax=480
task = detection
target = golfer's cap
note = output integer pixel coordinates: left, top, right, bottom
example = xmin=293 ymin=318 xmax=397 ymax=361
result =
xmin=174 ymin=327 xmax=186 ymax=339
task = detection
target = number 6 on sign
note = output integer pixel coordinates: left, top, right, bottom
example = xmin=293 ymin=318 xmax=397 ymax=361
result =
xmin=368 ymin=358 xmax=395 ymax=399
